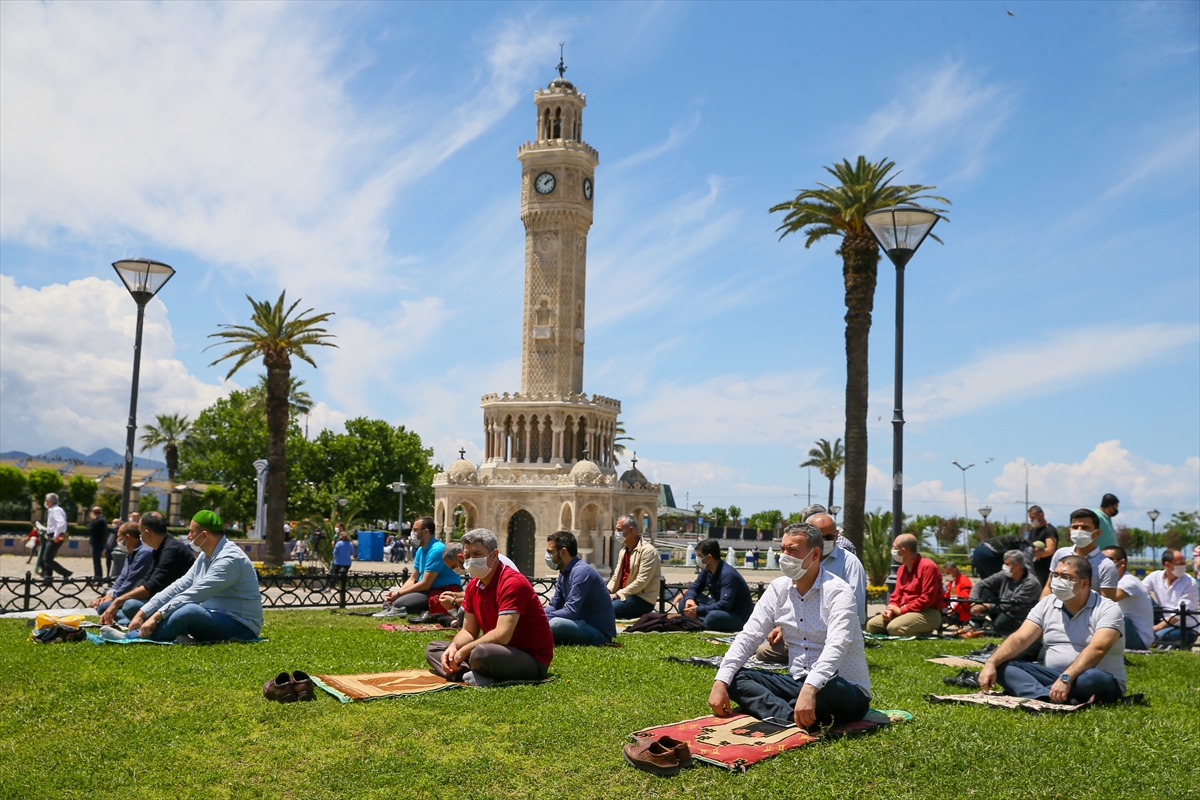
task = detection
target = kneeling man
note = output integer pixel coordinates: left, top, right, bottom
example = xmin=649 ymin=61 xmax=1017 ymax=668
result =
xmin=681 ymin=538 xmax=754 ymax=632
xmin=124 ymin=511 xmax=263 ymax=643
xmin=545 ymin=530 xmax=617 ymax=645
xmin=708 ymin=523 xmax=870 ymax=730
xmin=426 ymin=528 xmax=553 ymax=685
xmin=979 ymin=555 xmax=1126 ymax=704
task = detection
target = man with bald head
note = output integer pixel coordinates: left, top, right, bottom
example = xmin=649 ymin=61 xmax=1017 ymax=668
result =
xmin=866 ymin=533 xmax=944 ymax=636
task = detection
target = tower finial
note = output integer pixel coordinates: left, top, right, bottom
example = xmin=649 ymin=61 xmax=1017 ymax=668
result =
xmin=556 ymin=42 xmax=567 ymax=79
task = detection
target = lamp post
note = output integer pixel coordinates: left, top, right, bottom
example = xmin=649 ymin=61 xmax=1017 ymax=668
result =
xmin=830 ymin=505 xmax=842 ymax=521
xmin=112 ymin=258 xmax=175 ymax=522
xmin=951 ymin=460 xmax=975 ymax=522
xmin=1148 ymin=509 xmax=1160 ymax=540
xmin=391 ymin=477 xmax=407 ymax=536
xmin=864 ymin=206 xmax=944 ymax=549
xmin=979 ymin=505 xmax=992 ymax=539
xmin=693 ymin=502 xmax=704 ymax=538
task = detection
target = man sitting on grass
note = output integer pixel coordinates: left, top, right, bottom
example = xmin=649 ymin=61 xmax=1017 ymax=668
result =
xmin=608 ymin=515 xmax=661 ymax=620
xmin=979 ymin=555 xmax=1126 ymax=705
xmin=425 ymin=528 xmax=553 ymax=685
xmin=545 ymin=530 xmax=617 ymax=645
xmin=708 ymin=522 xmax=870 ymax=731
xmin=966 ymin=549 xmax=1041 ymax=634
xmin=866 ymin=534 xmax=943 ymax=636
xmin=1043 ymin=509 xmax=1118 ymax=600
xmin=98 ymin=512 xmax=194 ymax=626
xmin=434 ymin=541 xmax=518 ymax=627
xmin=679 ymin=538 xmax=754 ymax=633
xmin=376 ymin=517 xmax=461 ymax=619
xmin=1144 ymin=548 xmax=1199 ymax=646
xmin=1103 ymin=545 xmax=1156 ymax=651
xmin=117 ymin=511 xmax=263 ymax=643
xmin=91 ymin=523 xmax=153 ymax=617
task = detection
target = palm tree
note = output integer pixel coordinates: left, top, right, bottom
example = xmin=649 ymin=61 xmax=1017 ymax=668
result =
xmin=207 ymin=292 xmax=336 ymax=567
xmin=613 ymin=421 xmax=634 ymax=466
xmin=139 ymin=413 xmax=192 ymax=481
xmin=800 ymin=438 xmax=845 ymax=509
xmin=245 ymin=374 xmax=315 ymax=417
xmin=771 ymin=156 xmax=948 ymax=553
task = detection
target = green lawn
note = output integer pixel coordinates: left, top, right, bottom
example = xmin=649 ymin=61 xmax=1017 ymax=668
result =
xmin=1 ymin=611 xmax=1198 ymax=800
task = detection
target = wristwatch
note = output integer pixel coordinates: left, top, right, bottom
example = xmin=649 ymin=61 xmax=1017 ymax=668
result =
xmin=1058 ymin=672 xmax=1072 ymax=684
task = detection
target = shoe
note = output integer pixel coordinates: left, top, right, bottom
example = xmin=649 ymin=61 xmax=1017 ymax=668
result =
xmin=431 ymin=614 xmax=454 ymax=627
xmin=100 ymin=626 xmax=131 ymax=642
xmin=961 ymin=629 xmax=986 ymax=639
xmin=263 ymin=672 xmax=298 ymax=703
xmin=175 ymin=634 xmax=200 ymax=646
xmin=966 ymin=643 xmax=998 ymax=657
xmin=372 ymin=607 xmax=405 ymax=618
xmin=655 ymin=735 xmax=694 ymax=768
xmin=622 ymin=739 xmax=682 ymax=777
xmin=291 ymin=670 xmax=316 ymax=701
xmin=943 ymin=669 xmax=981 ymax=688
xmin=408 ymin=612 xmax=437 ymax=624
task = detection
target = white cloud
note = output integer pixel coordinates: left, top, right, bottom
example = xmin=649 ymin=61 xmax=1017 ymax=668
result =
xmin=0 ymin=275 xmax=231 ymax=454
xmin=854 ymin=60 xmax=1015 ymax=182
xmin=0 ymin=3 xmax=558 ymax=298
xmin=1100 ymin=124 xmax=1200 ymax=201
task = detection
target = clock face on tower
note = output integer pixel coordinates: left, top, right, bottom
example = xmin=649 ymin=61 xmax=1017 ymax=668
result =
xmin=535 ymin=171 xmax=556 ymax=195
xmin=583 ymin=177 xmax=593 ymax=201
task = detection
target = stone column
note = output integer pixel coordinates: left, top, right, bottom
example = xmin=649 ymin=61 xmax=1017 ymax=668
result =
xmin=524 ymin=419 xmax=532 ymax=463
xmin=168 ymin=490 xmax=182 ymax=526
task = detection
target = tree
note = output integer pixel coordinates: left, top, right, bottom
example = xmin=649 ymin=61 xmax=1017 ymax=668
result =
xmin=772 ymin=157 xmax=949 ymax=553
xmin=613 ymin=421 xmax=634 ymax=466
xmin=245 ymin=374 xmax=314 ymax=417
xmin=709 ymin=507 xmax=730 ymax=527
xmin=0 ymin=465 xmax=26 ymax=502
xmin=97 ymin=492 xmax=121 ymax=521
xmin=67 ymin=475 xmax=99 ymax=522
xmin=207 ymin=292 xmax=336 ymax=567
xmin=934 ymin=516 xmax=959 ymax=549
xmin=862 ymin=508 xmax=893 ymax=587
xmin=800 ymin=438 xmax=845 ymax=508
xmin=748 ymin=509 xmax=783 ymax=531
xmin=727 ymin=505 xmax=742 ymax=523
xmin=139 ymin=493 xmax=160 ymax=514
xmin=139 ymin=413 xmax=192 ymax=481
xmin=1164 ymin=510 xmax=1200 ymax=547
xmin=26 ymin=468 xmax=64 ymax=504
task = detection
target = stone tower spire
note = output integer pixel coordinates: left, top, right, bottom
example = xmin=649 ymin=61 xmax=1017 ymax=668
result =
xmin=516 ymin=75 xmax=598 ymax=396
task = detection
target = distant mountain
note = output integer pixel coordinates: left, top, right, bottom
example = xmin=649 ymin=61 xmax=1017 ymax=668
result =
xmin=0 ymin=446 xmax=165 ymax=469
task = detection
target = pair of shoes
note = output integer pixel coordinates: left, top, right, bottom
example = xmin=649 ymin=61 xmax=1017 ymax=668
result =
xmin=622 ymin=735 xmax=694 ymax=777
xmin=99 ymin=625 xmax=138 ymax=642
xmin=408 ymin=612 xmax=438 ymax=624
xmin=943 ymin=669 xmax=981 ymax=688
xmin=262 ymin=671 xmax=316 ymax=702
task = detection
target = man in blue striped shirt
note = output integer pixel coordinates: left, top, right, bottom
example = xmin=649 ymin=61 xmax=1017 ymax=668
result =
xmin=545 ymin=530 xmax=617 ymax=645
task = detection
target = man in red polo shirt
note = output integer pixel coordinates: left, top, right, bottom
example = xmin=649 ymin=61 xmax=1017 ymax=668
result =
xmin=866 ymin=533 xmax=944 ymax=636
xmin=425 ymin=528 xmax=553 ymax=686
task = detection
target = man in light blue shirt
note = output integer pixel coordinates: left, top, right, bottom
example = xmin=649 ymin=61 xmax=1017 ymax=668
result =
xmin=121 ymin=510 xmax=263 ymax=643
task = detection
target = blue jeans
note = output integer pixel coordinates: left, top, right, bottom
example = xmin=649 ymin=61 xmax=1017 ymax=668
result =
xmin=1124 ymin=619 xmax=1147 ymax=651
xmin=99 ymin=598 xmax=145 ymax=625
xmin=995 ymin=660 xmax=1123 ymax=704
xmin=699 ymin=609 xmax=747 ymax=632
xmin=548 ymin=616 xmax=610 ymax=646
xmin=727 ymin=670 xmax=869 ymax=730
xmin=1155 ymin=626 xmax=1198 ymax=646
xmin=148 ymin=604 xmax=258 ymax=643
xmin=612 ymin=595 xmax=654 ymax=619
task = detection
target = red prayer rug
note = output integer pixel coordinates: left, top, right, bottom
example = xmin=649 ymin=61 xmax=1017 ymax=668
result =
xmin=311 ymin=670 xmax=462 ymax=703
xmin=630 ymin=710 xmax=910 ymax=771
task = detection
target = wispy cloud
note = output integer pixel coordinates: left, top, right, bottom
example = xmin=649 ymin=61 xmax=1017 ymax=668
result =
xmin=1100 ymin=123 xmax=1200 ymax=201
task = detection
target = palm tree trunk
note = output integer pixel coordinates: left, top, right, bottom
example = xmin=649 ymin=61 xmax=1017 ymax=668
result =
xmin=828 ymin=477 xmax=835 ymax=510
xmin=263 ymin=357 xmax=290 ymax=567
xmin=840 ymin=230 xmax=880 ymax=554
xmin=166 ymin=443 xmax=178 ymax=482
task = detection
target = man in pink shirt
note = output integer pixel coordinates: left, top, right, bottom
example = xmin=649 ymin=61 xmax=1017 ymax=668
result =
xmin=866 ymin=534 xmax=943 ymax=636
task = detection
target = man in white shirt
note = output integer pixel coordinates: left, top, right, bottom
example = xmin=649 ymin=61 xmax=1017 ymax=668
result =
xmin=40 ymin=492 xmax=72 ymax=582
xmin=1102 ymin=546 xmax=1155 ymax=650
xmin=708 ymin=522 xmax=870 ymax=731
xmin=1043 ymin=508 xmax=1117 ymax=600
xmin=980 ymin=554 xmax=1125 ymax=705
xmin=1143 ymin=548 xmax=1199 ymax=646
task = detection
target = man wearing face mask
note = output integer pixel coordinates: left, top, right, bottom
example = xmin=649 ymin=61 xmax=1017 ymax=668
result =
xmin=979 ymin=555 xmax=1126 ymax=704
xmin=113 ymin=510 xmax=263 ymax=643
xmin=434 ymin=541 xmax=518 ymax=627
xmin=1143 ymin=548 xmax=1199 ymax=646
xmin=98 ymin=512 xmax=194 ymax=626
xmin=607 ymin=515 xmax=662 ymax=619
xmin=679 ymin=539 xmax=755 ymax=632
xmin=1102 ymin=546 xmax=1156 ymax=651
xmin=425 ymin=528 xmax=553 ymax=685
xmin=757 ymin=513 xmax=866 ymax=664
xmin=544 ymin=530 xmax=617 ymax=645
xmin=376 ymin=517 xmax=461 ymax=618
xmin=801 ymin=504 xmax=856 ymax=555
xmin=965 ymin=550 xmax=1042 ymax=634
xmin=1044 ymin=509 xmax=1118 ymax=600
xmin=1092 ymin=493 xmax=1120 ymax=550
xmin=866 ymin=534 xmax=944 ymax=636
xmin=708 ymin=522 xmax=870 ymax=730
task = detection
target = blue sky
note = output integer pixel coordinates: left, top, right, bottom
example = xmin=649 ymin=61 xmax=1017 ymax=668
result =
xmin=2 ymin=1 xmax=1197 ymax=525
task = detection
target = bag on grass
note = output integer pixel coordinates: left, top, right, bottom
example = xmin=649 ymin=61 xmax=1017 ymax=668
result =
xmin=624 ymin=612 xmax=706 ymax=633
xmin=30 ymin=613 xmax=88 ymax=644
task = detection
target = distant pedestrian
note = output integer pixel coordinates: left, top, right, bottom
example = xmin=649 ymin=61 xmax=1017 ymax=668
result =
xmin=88 ymin=506 xmax=108 ymax=580
xmin=1024 ymin=505 xmax=1058 ymax=587
xmin=40 ymin=493 xmax=72 ymax=582
xmin=1093 ymin=493 xmax=1119 ymax=550
xmin=330 ymin=531 xmax=354 ymax=586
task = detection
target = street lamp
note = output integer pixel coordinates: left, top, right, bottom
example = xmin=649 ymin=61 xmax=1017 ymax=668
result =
xmin=1148 ymin=509 xmax=1160 ymax=539
xmin=391 ymin=477 xmax=407 ymax=535
xmin=951 ymin=460 xmax=975 ymax=522
xmin=830 ymin=505 xmax=841 ymax=520
xmin=112 ymin=258 xmax=175 ymax=522
xmin=979 ymin=505 xmax=992 ymax=538
xmin=865 ymin=206 xmax=944 ymax=550
xmin=692 ymin=502 xmax=704 ymax=537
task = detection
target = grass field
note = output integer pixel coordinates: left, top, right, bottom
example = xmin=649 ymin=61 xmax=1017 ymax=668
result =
xmin=1 ymin=611 xmax=1198 ymax=799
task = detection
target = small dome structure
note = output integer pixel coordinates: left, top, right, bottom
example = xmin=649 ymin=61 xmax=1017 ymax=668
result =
xmin=569 ymin=458 xmax=602 ymax=482
xmin=447 ymin=458 xmax=478 ymax=485
xmin=619 ymin=466 xmax=647 ymax=487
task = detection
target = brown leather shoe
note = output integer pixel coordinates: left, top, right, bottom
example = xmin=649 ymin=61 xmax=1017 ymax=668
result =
xmin=654 ymin=735 xmax=694 ymax=768
xmin=291 ymin=670 xmax=316 ymax=702
xmin=262 ymin=672 xmax=297 ymax=703
xmin=622 ymin=739 xmax=681 ymax=777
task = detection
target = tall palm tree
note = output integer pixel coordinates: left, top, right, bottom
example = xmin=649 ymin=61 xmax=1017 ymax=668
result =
xmin=207 ymin=292 xmax=336 ymax=567
xmin=800 ymin=438 xmax=845 ymax=509
xmin=771 ymin=156 xmax=948 ymax=552
xmin=613 ymin=421 xmax=634 ymax=466
xmin=245 ymin=374 xmax=315 ymax=417
xmin=139 ymin=413 xmax=192 ymax=481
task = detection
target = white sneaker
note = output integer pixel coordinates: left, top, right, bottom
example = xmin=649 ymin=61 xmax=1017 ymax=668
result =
xmin=99 ymin=625 xmax=132 ymax=641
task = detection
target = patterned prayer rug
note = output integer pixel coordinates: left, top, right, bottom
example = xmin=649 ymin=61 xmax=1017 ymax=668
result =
xmin=927 ymin=655 xmax=989 ymax=668
xmin=311 ymin=670 xmax=463 ymax=703
xmin=663 ymin=655 xmax=787 ymax=672
xmin=84 ymin=632 xmax=266 ymax=646
xmin=378 ymin=623 xmax=450 ymax=632
xmin=927 ymin=692 xmax=1092 ymax=713
xmin=630 ymin=710 xmax=911 ymax=772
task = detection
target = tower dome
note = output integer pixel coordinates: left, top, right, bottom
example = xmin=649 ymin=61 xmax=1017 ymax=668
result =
xmin=447 ymin=456 xmax=479 ymax=485
xmin=569 ymin=458 xmax=602 ymax=483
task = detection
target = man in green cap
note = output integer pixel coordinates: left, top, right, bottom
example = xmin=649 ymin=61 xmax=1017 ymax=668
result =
xmin=108 ymin=510 xmax=264 ymax=643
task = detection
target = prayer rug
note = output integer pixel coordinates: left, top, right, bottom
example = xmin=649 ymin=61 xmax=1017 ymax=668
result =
xmin=630 ymin=710 xmax=910 ymax=772
xmin=927 ymin=655 xmax=989 ymax=668
xmin=378 ymin=623 xmax=450 ymax=632
xmin=927 ymin=692 xmax=1092 ymax=714
xmin=312 ymin=670 xmax=463 ymax=703
xmin=85 ymin=632 xmax=266 ymax=646
xmin=664 ymin=655 xmax=787 ymax=672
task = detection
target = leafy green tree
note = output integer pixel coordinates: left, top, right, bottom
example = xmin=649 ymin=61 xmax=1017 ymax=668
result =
xmin=709 ymin=507 xmax=730 ymax=527
xmin=26 ymin=468 xmax=64 ymax=503
xmin=727 ymin=505 xmax=742 ymax=523
xmin=772 ymin=157 xmax=949 ymax=553
xmin=97 ymin=492 xmax=121 ymax=521
xmin=207 ymin=291 xmax=336 ymax=567
xmin=800 ymin=438 xmax=845 ymax=509
xmin=245 ymin=374 xmax=315 ymax=417
xmin=139 ymin=413 xmax=192 ymax=481
xmin=1164 ymin=510 xmax=1199 ymax=547
xmin=0 ymin=465 xmax=27 ymax=501
xmin=139 ymin=493 xmax=160 ymax=513
xmin=862 ymin=508 xmax=894 ymax=587
xmin=67 ymin=475 xmax=99 ymax=522
xmin=748 ymin=509 xmax=783 ymax=531
xmin=613 ymin=422 xmax=634 ymax=466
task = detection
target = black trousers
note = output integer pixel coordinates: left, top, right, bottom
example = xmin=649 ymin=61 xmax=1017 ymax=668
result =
xmin=90 ymin=536 xmax=106 ymax=579
xmin=41 ymin=539 xmax=71 ymax=578
xmin=727 ymin=669 xmax=869 ymax=730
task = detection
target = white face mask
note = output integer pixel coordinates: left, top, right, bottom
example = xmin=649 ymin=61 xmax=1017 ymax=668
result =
xmin=1001 ymin=564 xmax=1013 ymax=578
xmin=822 ymin=539 xmax=836 ymax=557
xmin=464 ymin=556 xmax=491 ymax=578
xmin=890 ymin=549 xmax=902 ymax=562
xmin=614 ymin=530 xmax=626 ymax=542
xmin=1070 ymin=530 xmax=1094 ymax=548
xmin=544 ymin=552 xmax=556 ymax=569
xmin=1171 ymin=564 xmax=1188 ymax=578
xmin=1050 ymin=576 xmax=1076 ymax=602
xmin=188 ymin=531 xmax=206 ymax=553
xmin=779 ymin=551 xmax=814 ymax=581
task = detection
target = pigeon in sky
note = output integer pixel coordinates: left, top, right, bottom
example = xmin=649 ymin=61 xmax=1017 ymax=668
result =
xmin=1006 ymin=7 xmax=1016 ymax=16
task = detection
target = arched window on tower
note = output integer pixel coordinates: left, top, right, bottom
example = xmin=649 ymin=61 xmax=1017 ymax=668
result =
xmin=542 ymin=108 xmax=551 ymax=141
xmin=553 ymin=107 xmax=562 ymax=139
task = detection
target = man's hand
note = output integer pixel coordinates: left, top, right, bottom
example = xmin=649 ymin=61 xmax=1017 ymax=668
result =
xmin=99 ymin=601 xmax=122 ymax=626
xmin=970 ymin=603 xmax=989 ymax=616
xmin=708 ymin=682 xmax=732 ymax=717
xmin=978 ymin=662 xmax=998 ymax=692
xmin=767 ymin=626 xmax=784 ymax=645
xmin=441 ymin=643 xmax=460 ymax=675
xmin=89 ymin=594 xmax=111 ymax=610
xmin=683 ymin=600 xmax=698 ymax=618
xmin=882 ymin=604 xmax=901 ymax=622
xmin=794 ymin=684 xmax=818 ymax=729
xmin=384 ymin=589 xmax=399 ymax=604
xmin=610 ymin=592 xmax=619 ymax=601
xmin=1049 ymin=677 xmax=1070 ymax=703
xmin=138 ymin=613 xmax=160 ymax=638
xmin=438 ymin=591 xmax=460 ymax=611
